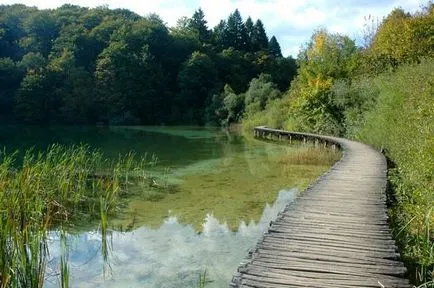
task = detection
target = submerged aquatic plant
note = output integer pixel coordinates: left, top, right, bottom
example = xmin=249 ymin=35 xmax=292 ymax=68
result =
xmin=0 ymin=144 xmax=157 ymax=288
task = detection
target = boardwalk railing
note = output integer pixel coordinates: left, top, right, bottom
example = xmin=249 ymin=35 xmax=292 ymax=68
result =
xmin=230 ymin=127 xmax=409 ymax=288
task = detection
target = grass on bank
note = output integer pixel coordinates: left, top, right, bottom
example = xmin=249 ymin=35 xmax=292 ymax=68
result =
xmin=0 ymin=144 xmax=157 ymax=288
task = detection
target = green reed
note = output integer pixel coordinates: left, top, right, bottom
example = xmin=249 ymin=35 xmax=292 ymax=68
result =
xmin=0 ymin=144 xmax=156 ymax=288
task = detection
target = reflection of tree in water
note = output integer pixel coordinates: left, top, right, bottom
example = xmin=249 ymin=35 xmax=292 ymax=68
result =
xmin=108 ymin=132 xmax=332 ymax=232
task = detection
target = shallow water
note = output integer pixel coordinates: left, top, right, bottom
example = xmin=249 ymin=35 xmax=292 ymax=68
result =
xmin=45 ymin=189 xmax=296 ymax=288
xmin=0 ymin=126 xmax=334 ymax=287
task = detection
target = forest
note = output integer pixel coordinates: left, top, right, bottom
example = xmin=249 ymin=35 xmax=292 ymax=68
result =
xmin=0 ymin=4 xmax=296 ymax=125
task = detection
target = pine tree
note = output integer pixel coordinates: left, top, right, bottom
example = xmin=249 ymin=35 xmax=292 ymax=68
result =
xmin=245 ymin=17 xmax=255 ymax=51
xmin=189 ymin=8 xmax=211 ymax=43
xmin=268 ymin=36 xmax=282 ymax=57
xmin=212 ymin=20 xmax=227 ymax=50
xmin=252 ymin=19 xmax=268 ymax=51
xmin=226 ymin=9 xmax=249 ymax=51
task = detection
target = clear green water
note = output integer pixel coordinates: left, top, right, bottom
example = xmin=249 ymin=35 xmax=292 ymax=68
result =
xmin=0 ymin=126 xmax=335 ymax=287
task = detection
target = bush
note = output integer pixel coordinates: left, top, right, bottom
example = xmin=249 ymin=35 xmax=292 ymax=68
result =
xmin=242 ymin=98 xmax=290 ymax=133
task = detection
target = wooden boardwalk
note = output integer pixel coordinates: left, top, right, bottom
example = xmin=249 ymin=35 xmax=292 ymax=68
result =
xmin=230 ymin=127 xmax=409 ymax=288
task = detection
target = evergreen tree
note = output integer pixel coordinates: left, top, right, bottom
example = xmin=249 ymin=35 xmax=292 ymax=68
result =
xmin=268 ymin=36 xmax=282 ymax=57
xmin=212 ymin=20 xmax=227 ymax=50
xmin=189 ymin=8 xmax=211 ymax=44
xmin=226 ymin=9 xmax=248 ymax=51
xmin=245 ymin=17 xmax=255 ymax=51
xmin=252 ymin=19 xmax=268 ymax=51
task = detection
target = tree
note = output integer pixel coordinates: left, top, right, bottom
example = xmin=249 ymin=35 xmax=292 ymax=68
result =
xmin=0 ymin=58 xmax=22 ymax=118
xmin=221 ymin=84 xmax=244 ymax=124
xmin=290 ymin=29 xmax=359 ymax=133
xmin=266 ymin=56 xmax=297 ymax=91
xmin=18 ymin=52 xmax=47 ymax=72
xmin=252 ymin=20 xmax=268 ymax=51
xmin=225 ymin=9 xmax=249 ymax=51
xmin=21 ymin=11 xmax=59 ymax=57
xmin=15 ymin=71 xmax=50 ymax=123
xmin=176 ymin=51 xmax=219 ymax=124
xmin=216 ymin=47 xmax=257 ymax=93
xmin=244 ymin=73 xmax=280 ymax=113
xmin=245 ymin=17 xmax=255 ymax=51
xmin=188 ymin=8 xmax=211 ymax=44
xmin=410 ymin=3 xmax=434 ymax=58
xmin=0 ymin=4 xmax=36 ymax=59
xmin=212 ymin=20 xmax=227 ymax=50
xmin=268 ymin=36 xmax=282 ymax=57
xmin=369 ymin=8 xmax=413 ymax=67
xmin=298 ymin=28 xmax=358 ymax=84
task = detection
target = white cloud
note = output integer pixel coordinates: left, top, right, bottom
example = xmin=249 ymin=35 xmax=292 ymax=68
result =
xmin=0 ymin=0 xmax=428 ymax=56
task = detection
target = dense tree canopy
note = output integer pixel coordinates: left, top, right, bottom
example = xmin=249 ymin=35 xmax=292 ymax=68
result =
xmin=0 ymin=4 xmax=295 ymax=125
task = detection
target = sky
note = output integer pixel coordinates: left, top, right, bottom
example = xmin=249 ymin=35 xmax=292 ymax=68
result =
xmin=0 ymin=0 xmax=427 ymax=57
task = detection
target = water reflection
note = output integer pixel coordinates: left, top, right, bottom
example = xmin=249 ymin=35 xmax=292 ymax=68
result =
xmin=46 ymin=189 xmax=296 ymax=288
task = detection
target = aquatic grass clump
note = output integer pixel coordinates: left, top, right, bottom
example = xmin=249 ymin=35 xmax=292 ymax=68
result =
xmin=0 ymin=144 xmax=156 ymax=288
xmin=278 ymin=145 xmax=341 ymax=166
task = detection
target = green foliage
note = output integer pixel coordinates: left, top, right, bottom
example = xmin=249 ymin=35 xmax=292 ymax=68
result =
xmin=242 ymin=98 xmax=290 ymax=133
xmin=268 ymin=36 xmax=282 ymax=57
xmin=361 ymin=4 xmax=434 ymax=74
xmin=0 ymin=4 xmax=290 ymax=125
xmin=0 ymin=57 xmax=22 ymax=118
xmin=215 ymin=47 xmax=256 ymax=93
xmin=188 ymin=8 xmax=211 ymax=44
xmin=21 ymin=10 xmax=59 ymax=57
xmin=18 ymin=52 xmax=46 ymax=72
xmin=241 ymin=73 xmax=288 ymax=131
xmin=286 ymin=28 xmax=359 ymax=134
xmin=251 ymin=20 xmax=268 ymax=51
xmin=224 ymin=9 xmax=249 ymax=51
xmin=214 ymin=84 xmax=245 ymax=125
xmin=14 ymin=71 xmax=51 ymax=123
xmin=176 ymin=51 xmax=219 ymax=124
xmin=244 ymin=73 xmax=281 ymax=114
xmin=331 ymin=77 xmax=379 ymax=137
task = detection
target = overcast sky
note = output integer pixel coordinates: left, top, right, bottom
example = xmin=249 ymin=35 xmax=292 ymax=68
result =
xmin=0 ymin=0 xmax=426 ymax=56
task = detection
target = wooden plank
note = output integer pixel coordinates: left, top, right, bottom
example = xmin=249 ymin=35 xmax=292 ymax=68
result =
xmin=268 ymin=225 xmax=394 ymax=241
xmin=261 ymin=237 xmax=398 ymax=254
xmin=259 ymin=239 xmax=400 ymax=260
xmin=251 ymin=256 xmax=407 ymax=276
xmin=263 ymin=233 xmax=398 ymax=250
xmin=253 ymin=248 xmax=404 ymax=266
xmin=243 ymin=264 xmax=408 ymax=285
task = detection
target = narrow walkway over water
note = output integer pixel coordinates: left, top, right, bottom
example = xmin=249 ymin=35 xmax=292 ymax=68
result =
xmin=230 ymin=127 xmax=409 ymax=288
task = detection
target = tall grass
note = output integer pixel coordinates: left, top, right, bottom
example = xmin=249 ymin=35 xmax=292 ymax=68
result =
xmin=278 ymin=145 xmax=341 ymax=166
xmin=0 ymin=144 xmax=156 ymax=287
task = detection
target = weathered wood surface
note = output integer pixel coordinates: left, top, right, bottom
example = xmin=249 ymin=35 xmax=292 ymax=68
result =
xmin=230 ymin=127 xmax=409 ymax=288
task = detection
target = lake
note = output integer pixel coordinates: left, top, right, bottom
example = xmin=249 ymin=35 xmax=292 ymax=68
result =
xmin=0 ymin=126 xmax=336 ymax=287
